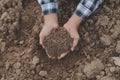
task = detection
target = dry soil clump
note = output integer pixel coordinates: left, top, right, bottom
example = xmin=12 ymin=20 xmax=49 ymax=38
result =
xmin=44 ymin=27 xmax=73 ymax=58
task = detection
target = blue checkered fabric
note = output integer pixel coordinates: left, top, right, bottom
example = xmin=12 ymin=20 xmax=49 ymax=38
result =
xmin=38 ymin=0 xmax=58 ymax=15
xmin=38 ymin=0 xmax=104 ymax=20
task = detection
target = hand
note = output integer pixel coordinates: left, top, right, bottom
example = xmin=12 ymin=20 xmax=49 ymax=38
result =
xmin=57 ymin=24 xmax=80 ymax=60
xmin=64 ymin=24 xmax=80 ymax=51
xmin=39 ymin=24 xmax=58 ymax=48
xmin=39 ymin=14 xmax=59 ymax=59
xmin=39 ymin=14 xmax=58 ymax=47
xmin=57 ymin=13 xmax=82 ymax=60
xmin=64 ymin=13 xmax=82 ymax=51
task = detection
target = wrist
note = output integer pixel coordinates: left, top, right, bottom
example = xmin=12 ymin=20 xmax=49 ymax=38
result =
xmin=44 ymin=14 xmax=58 ymax=28
xmin=43 ymin=14 xmax=59 ymax=29
xmin=44 ymin=14 xmax=58 ymax=24
xmin=68 ymin=13 xmax=82 ymax=29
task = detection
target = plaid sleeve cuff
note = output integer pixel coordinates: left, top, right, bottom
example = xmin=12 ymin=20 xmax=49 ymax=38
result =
xmin=41 ymin=2 xmax=58 ymax=15
xmin=75 ymin=3 xmax=92 ymax=20
xmin=75 ymin=0 xmax=104 ymax=20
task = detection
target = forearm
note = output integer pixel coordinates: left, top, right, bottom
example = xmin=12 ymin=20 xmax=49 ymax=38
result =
xmin=38 ymin=0 xmax=59 ymax=27
xmin=75 ymin=0 xmax=104 ymax=20
xmin=44 ymin=14 xmax=58 ymax=26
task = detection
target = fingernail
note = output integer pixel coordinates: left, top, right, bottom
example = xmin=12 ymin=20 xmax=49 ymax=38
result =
xmin=71 ymin=48 xmax=74 ymax=51
xmin=41 ymin=44 xmax=45 ymax=48
xmin=42 ymin=46 xmax=45 ymax=48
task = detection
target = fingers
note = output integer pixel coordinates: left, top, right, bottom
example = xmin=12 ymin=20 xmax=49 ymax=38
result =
xmin=58 ymin=51 xmax=69 ymax=60
xmin=58 ymin=53 xmax=66 ymax=60
xmin=39 ymin=26 xmax=51 ymax=48
xmin=46 ymin=50 xmax=56 ymax=59
xmin=71 ymin=37 xmax=79 ymax=51
xmin=39 ymin=33 xmax=45 ymax=48
xmin=39 ymin=30 xmax=46 ymax=48
xmin=64 ymin=25 xmax=80 ymax=51
xmin=63 ymin=24 xmax=70 ymax=32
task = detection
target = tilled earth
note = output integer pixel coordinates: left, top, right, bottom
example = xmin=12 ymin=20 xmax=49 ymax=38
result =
xmin=0 ymin=0 xmax=120 ymax=80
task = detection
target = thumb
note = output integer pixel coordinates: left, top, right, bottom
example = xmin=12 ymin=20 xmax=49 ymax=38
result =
xmin=71 ymin=37 xmax=79 ymax=51
xmin=39 ymin=34 xmax=45 ymax=48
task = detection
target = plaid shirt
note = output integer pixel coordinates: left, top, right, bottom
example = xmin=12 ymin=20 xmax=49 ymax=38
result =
xmin=38 ymin=0 xmax=104 ymax=20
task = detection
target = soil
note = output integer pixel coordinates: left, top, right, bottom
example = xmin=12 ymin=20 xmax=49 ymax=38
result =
xmin=44 ymin=27 xmax=73 ymax=58
xmin=0 ymin=0 xmax=120 ymax=80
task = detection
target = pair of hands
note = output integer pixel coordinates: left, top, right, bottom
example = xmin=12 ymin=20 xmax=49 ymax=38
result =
xmin=39 ymin=14 xmax=80 ymax=59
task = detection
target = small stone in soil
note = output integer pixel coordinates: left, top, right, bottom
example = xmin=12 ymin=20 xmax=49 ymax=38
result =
xmin=5 ymin=61 xmax=10 ymax=70
xmin=16 ymin=69 xmax=21 ymax=75
xmin=101 ymin=76 xmax=115 ymax=80
xmin=0 ymin=42 xmax=6 ymax=52
xmin=13 ymin=62 xmax=21 ymax=69
xmin=116 ymin=41 xmax=120 ymax=53
xmin=100 ymin=34 xmax=112 ymax=46
xmin=112 ymin=57 xmax=120 ymax=66
xmin=32 ymin=56 xmax=40 ymax=65
xmin=1 ymin=12 xmax=9 ymax=20
xmin=83 ymin=59 xmax=105 ymax=78
xmin=39 ymin=71 xmax=47 ymax=77
xmin=19 ymin=40 xmax=24 ymax=44
xmin=110 ymin=67 xmax=115 ymax=72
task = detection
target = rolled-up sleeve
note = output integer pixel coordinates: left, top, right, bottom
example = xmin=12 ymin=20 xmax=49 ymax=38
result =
xmin=38 ymin=0 xmax=58 ymax=15
xmin=75 ymin=0 xmax=104 ymax=20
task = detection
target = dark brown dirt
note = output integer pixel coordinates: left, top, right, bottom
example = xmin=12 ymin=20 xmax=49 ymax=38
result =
xmin=0 ymin=0 xmax=120 ymax=80
xmin=44 ymin=27 xmax=73 ymax=57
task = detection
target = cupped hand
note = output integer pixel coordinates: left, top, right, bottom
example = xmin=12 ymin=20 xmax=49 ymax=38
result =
xmin=39 ymin=24 xmax=58 ymax=48
xmin=64 ymin=23 xmax=80 ymax=51
xmin=39 ymin=14 xmax=59 ymax=59
xmin=39 ymin=24 xmax=58 ymax=59
xmin=39 ymin=14 xmax=58 ymax=48
xmin=57 ymin=23 xmax=80 ymax=60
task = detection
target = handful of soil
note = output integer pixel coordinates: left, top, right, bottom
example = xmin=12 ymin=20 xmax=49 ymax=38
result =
xmin=43 ymin=27 xmax=73 ymax=58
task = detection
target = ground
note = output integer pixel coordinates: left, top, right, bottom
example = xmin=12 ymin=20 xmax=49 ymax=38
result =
xmin=0 ymin=0 xmax=120 ymax=80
